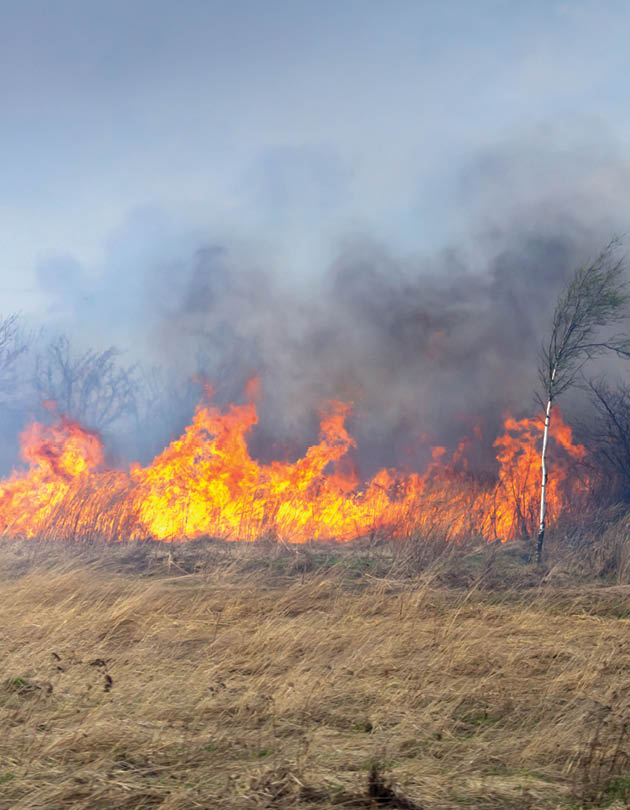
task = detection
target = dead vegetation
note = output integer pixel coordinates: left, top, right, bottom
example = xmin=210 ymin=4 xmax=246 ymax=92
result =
xmin=2 ymin=532 xmax=630 ymax=809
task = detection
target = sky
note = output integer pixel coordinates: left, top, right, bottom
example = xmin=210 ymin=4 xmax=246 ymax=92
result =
xmin=2 ymin=0 xmax=630 ymax=322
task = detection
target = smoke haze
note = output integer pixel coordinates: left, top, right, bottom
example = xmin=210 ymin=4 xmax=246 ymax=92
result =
xmin=11 ymin=132 xmax=626 ymax=477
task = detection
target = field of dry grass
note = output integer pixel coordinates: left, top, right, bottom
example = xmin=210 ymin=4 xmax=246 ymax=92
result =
xmin=3 ymin=535 xmax=630 ymax=809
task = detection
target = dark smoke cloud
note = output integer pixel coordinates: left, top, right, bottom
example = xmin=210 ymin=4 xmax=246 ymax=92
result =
xmin=31 ymin=130 xmax=630 ymax=475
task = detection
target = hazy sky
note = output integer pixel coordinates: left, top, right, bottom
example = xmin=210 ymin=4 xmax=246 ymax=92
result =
xmin=2 ymin=0 xmax=630 ymax=316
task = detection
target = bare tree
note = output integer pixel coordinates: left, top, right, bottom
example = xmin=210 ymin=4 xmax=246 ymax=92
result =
xmin=34 ymin=334 xmax=138 ymax=431
xmin=582 ymin=378 xmax=630 ymax=503
xmin=0 ymin=313 xmax=30 ymax=398
xmin=125 ymin=363 xmax=209 ymax=461
xmin=537 ymin=240 xmax=630 ymax=563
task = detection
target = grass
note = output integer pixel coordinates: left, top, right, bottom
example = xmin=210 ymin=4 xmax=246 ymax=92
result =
xmin=2 ymin=535 xmax=630 ymax=808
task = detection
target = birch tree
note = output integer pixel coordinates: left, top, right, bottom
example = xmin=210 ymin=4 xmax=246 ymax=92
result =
xmin=537 ymin=240 xmax=630 ymax=564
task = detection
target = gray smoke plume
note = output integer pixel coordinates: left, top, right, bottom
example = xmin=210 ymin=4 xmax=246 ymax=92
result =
xmin=27 ymin=130 xmax=630 ymax=476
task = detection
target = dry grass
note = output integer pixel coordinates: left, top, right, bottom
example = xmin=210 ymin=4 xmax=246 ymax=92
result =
xmin=2 ymin=537 xmax=630 ymax=809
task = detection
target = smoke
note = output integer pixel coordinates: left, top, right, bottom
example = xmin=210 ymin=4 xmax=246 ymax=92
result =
xmin=26 ymin=128 xmax=630 ymax=476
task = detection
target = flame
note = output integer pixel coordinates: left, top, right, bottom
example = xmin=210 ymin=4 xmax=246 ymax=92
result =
xmin=0 ymin=388 xmax=589 ymax=543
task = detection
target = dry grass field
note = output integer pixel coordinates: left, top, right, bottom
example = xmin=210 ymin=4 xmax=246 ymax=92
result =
xmin=3 ymin=532 xmax=630 ymax=810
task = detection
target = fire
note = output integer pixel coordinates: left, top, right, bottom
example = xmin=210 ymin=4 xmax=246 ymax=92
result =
xmin=0 ymin=387 xmax=589 ymax=543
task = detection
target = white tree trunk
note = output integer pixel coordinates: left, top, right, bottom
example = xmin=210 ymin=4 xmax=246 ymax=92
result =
xmin=537 ymin=395 xmax=552 ymax=564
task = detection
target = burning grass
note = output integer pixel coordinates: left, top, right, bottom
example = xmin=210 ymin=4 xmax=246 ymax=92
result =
xmin=0 ymin=390 xmax=591 ymax=545
xmin=3 ymin=532 xmax=630 ymax=809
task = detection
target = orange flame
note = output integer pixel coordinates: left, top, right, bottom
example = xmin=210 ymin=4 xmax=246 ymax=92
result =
xmin=0 ymin=389 xmax=589 ymax=543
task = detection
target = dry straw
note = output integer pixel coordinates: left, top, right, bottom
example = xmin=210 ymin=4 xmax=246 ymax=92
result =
xmin=1 ymin=535 xmax=630 ymax=808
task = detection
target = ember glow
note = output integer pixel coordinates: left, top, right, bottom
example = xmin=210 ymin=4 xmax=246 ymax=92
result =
xmin=0 ymin=387 xmax=589 ymax=543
